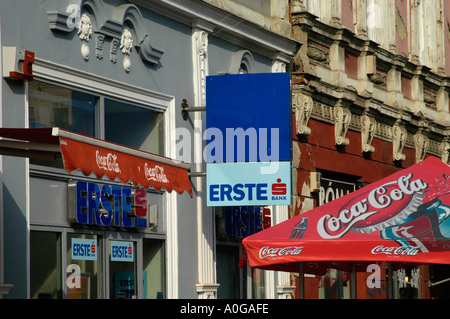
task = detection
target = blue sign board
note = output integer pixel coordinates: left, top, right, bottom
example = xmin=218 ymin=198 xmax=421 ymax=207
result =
xmin=111 ymin=241 xmax=134 ymax=262
xmin=71 ymin=238 xmax=97 ymax=261
xmin=68 ymin=181 xmax=148 ymax=228
xmin=206 ymin=73 xmax=291 ymax=163
xmin=114 ymin=271 xmax=147 ymax=299
xmin=207 ymin=162 xmax=291 ymax=206
xmin=222 ymin=206 xmax=263 ymax=238
xmin=205 ymin=73 xmax=292 ymax=206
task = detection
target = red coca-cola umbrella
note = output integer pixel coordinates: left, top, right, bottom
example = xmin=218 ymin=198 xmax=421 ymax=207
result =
xmin=240 ymin=156 xmax=450 ymax=274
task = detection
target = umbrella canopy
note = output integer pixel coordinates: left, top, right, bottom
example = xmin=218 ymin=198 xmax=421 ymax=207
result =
xmin=240 ymin=156 xmax=450 ymax=274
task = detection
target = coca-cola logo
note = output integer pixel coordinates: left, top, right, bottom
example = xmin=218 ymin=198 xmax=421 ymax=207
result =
xmin=144 ymin=164 xmax=169 ymax=183
xmin=96 ymin=150 xmax=121 ymax=173
xmin=259 ymin=246 xmax=303 ymax=260
xmin=317 ymin=173 xmax=428 ymax=239
xmin=371 ymin=245 xmax=420 ymax=256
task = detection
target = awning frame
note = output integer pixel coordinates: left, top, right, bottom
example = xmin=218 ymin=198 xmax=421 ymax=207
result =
xmin=0 ymin=127 xmax=192 ymax=195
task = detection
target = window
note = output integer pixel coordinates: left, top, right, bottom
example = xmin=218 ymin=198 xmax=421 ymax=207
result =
xmin=105 ymin=98 xmax=163 ymax=155
xmin=67 ymin=233 xmax=102 ymax=299
xmin=143 ymin=239 xmax=165 ymax=299
xmin=29 ymin=81 xmax=98 ymax=136
xmin=28 ymin=80 xmax=164 ymax=157
xmin=217 ymin=244 xmax=241 ymax=298
xmin=109 ymin=240 xmax=137 ymax=299
xmin=30 ymin=231 xmax=62 ymax=299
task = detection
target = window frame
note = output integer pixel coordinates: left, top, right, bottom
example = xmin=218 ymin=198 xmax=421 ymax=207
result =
xmin=30 ymin=60 xmax=170 ymax=150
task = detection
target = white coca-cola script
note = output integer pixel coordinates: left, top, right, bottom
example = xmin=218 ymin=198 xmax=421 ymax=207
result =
xmin=259 ymin=246 xmax=303 ymax=260
xmin=144 ymin=164 xmax=169 ymax=183
xmin=371 ymin=245 xmax=420 ymax=256
xmin=96 ymin=150 xmax=121 ymax=173
xmin=317 ymin=173 xmax=428 ymax=239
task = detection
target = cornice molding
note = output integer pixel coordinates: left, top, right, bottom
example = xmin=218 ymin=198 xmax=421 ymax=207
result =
xmin=292 ymin=10 xmax=450 ymax=89
xmin=130 ymin=0 xmax=302 ymax=61
xmin=48 ymin=0 xmax=164 ymax=67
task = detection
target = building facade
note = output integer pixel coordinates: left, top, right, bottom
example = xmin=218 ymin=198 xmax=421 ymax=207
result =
xmin=290 ymin=0 xmax=450 ymax=298
xmin=0 ymin=0 xmax=300 ymax=299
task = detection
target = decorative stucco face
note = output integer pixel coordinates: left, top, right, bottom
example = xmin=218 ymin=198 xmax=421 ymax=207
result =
xmin=78 ymin=13 xmax=92 ymax=60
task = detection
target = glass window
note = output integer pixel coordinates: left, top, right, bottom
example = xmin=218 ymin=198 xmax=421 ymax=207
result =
xmin=143 ymin=239 xmax=165 ymax=299
xmin=30 ymin=231 xmax=62 ymax=299
xmin=28 ymin=81 xmax=165 ymax=169
xmin=104 ymin=99 xmax=163 ymax=155
xmin=29 ymin=81 xmax=98 ymax=136
xmin=317 ymin=268 xmax=350 ymax=299
xmin=110 ymin=240 xmax=136 ymax=299
xmin=217 ymin=244 xmax=240 ymax=298
xmin=67 ymin=233 xmax=102 ymax=299
xmin=394 ymin=266 xmax=420 ymax=299
xmin=243 ymin=266 xmax=265 ymax=299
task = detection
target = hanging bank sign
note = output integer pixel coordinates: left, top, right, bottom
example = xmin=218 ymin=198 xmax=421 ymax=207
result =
xmin=206 ymin=73 xmax=292 ymax=207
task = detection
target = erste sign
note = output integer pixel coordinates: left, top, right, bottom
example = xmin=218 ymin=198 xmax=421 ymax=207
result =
xmin=68 ymin=181 xmax=148 ymax=228
xmin=207 ymin=162 xmax=291 ymax=206
xmin=71 ymin=238 xmax=97 ymax=261
xmin=205 ymin=73 xmax=292 ymax=207
xmin=111 ymin=241 xmax=134 ymax=262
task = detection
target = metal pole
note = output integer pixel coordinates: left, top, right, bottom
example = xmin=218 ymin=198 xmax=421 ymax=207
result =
xmin=298 ymin=262 xmax=304 ymax=299
xmin=387 ymin=262 xmax=393 ymax=299
xmin=351 ymin=262 xmax=357 ymax=299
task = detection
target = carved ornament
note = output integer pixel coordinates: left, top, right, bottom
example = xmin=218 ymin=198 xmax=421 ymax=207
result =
xmin=334 ymin=106 xmax=351 ymax=146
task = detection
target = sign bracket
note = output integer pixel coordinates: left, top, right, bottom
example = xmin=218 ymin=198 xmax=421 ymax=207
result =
xmin=188 ymin=171 xmax=206 ymax=178
xmin=181 ymin=99 xmax=206 ymax=120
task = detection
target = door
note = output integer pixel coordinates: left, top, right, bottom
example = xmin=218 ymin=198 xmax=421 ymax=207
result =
xmin=109 ymin=240 xmax=137 ymax=299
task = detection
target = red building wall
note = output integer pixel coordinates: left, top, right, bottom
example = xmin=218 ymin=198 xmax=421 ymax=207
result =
xmin=341 ymin=0 xmax=354 ymax=32
xmin=293 ymin=118 xmax=416 ymax=212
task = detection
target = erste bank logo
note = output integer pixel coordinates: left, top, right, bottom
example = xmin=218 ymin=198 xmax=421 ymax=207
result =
xmin=207 ymin=162 xmax=291 ymax=206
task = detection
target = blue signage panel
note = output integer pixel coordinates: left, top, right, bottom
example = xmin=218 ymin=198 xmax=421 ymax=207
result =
xmin=72 ymin=238 xmax=97 ymax=261
xmin=114 ymin=271 xmax=147 ymax=299
xmin=205 ymin=73 xmax=291 ymax=163
xmin=111 ymin=241 xmax=134 ymax=262
xmin=68 ymin=181 xmax=148 ymax=228
xmin=222 ymin=206 xmax=264 ymax=238
xmin=205 ymin=73 xmax=292 ymax=207
xmin=207 ymin=162 xmax=291 ymax=206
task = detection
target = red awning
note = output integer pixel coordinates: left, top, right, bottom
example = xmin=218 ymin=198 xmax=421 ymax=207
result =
xmin=240 ymin=156 xmax=450 ymax=274
xmin=0 ymin=127 xmax=192 ymax=196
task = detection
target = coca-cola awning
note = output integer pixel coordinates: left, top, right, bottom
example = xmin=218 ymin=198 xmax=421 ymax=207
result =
xmin=240 ymin=156 xmax=450 ymax=274
xmin=0 ymin=127 xmax=192 ymax=195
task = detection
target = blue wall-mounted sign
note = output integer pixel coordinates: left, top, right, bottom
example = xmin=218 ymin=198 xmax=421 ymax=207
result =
xmin=206 ymin=73 xmax=291 ymax=163
xmin=207 ymin=162 xmax=291 ymax=206
xmin=206 ymin=73 xmax=292 ymax=207
xmin=68 ymin=181 xmax=148 ymax=228
xmin=111 ymin=241 xmax=134 ymax=262
xmin=71 ymin=238 xmax=97 ymax=261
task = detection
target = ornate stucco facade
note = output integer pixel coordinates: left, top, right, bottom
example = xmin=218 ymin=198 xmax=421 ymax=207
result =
xmin=289 ymin=0 xmax=450 ymax=298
